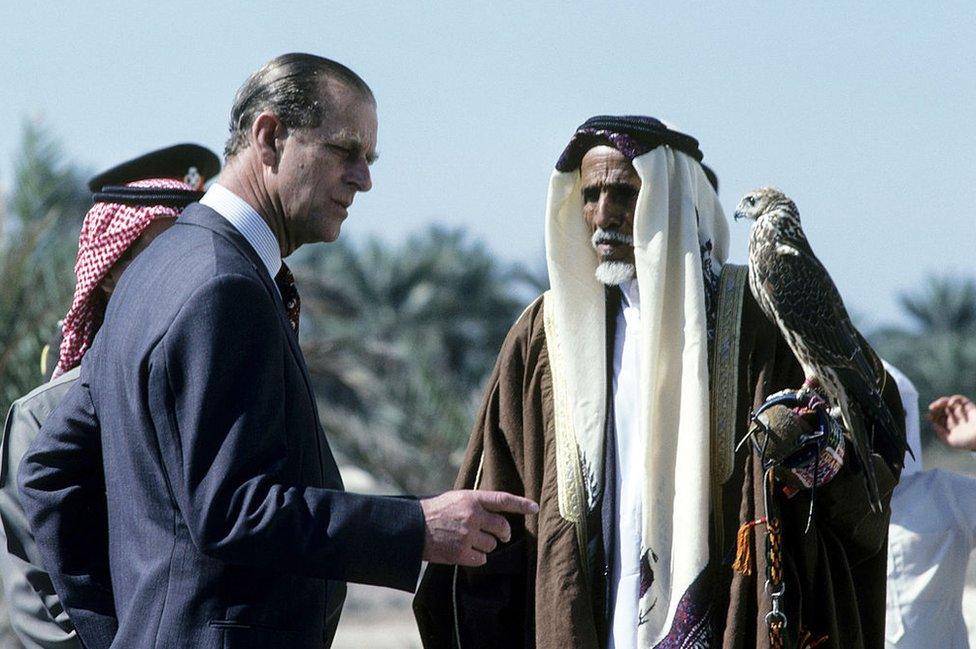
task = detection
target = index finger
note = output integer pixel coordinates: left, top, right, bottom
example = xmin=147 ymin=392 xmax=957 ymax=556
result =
xmin=477 ymin=491 xmax=539 ymax=515
xmin=929 ymin=397 xmax=950 ymax=413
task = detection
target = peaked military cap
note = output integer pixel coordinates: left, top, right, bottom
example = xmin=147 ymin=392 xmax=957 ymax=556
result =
xmin=88 ymin=143 xmax=220 ymax=207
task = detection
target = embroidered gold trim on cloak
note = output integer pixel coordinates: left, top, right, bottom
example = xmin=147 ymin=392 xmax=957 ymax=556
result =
xmin=542 ymin=291 xmax=590 ymax=574
xmin=711 ymin=264 xmax=748 ymax=487
xmin=710 ymin=264 xmax=748 ymax=553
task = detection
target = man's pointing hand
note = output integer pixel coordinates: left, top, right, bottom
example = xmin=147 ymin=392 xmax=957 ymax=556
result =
xmin=420 ymin=490 xmax=539 ymax=566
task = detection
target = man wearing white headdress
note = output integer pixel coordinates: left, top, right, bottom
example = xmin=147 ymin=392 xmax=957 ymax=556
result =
xmin=415 ymin=116 xmax=903 ymax=649
xmin=885 ymin=363 xmax=976 ymax=649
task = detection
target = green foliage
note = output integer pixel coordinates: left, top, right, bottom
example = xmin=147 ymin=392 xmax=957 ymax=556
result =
xmin=0 ymin=122 xmax=88 ymax=418
xmin=291 ymin=228 xmax=530 ymax=493
xmin=870 ymin=276 xmax=976 ymax=449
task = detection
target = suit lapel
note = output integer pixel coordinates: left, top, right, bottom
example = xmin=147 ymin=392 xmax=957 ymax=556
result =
xmin=178 ymin=204 xmax=339 ymax=489
xmin=177 ymin=204 xmax=314 ymax=391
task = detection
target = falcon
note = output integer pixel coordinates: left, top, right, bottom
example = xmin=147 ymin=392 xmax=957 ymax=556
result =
xmin=734 ymin=187 xmax=909 ymax=510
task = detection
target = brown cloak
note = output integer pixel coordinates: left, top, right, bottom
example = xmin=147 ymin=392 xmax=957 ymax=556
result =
xmin=414 ymin=265 xmax=902 ymax=649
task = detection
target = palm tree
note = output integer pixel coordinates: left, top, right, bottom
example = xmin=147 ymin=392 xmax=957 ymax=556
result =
xmin=291 ymin=227 xmax=530 ymax=493
xmin=870 ymin=276 xmax=976 ymax=450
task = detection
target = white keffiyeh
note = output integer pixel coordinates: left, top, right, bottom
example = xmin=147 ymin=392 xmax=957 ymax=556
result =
xmin=544 ymin=144 xmax=728 ymax=646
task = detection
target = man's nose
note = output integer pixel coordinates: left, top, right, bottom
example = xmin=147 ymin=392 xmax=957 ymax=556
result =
xmin=347 ymin=158 xmax=372 ymax=192
xmin=593 ymin=193 xmax=622 ymax=229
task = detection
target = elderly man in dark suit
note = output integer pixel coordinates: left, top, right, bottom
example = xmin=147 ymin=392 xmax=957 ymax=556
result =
xmin=19 ymin=53 xmax=536 ymax=649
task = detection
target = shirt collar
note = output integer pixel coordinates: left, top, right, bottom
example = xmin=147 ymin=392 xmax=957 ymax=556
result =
xmin=200 ymin=183 xmax=282 ymax=280
xmin=620 ymin=279 xmax=640 ymax=309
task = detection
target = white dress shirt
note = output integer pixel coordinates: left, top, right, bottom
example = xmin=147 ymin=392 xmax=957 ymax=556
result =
xmin=199 ymin=183 xmax=282 ymax=286
xmin=886 ymin=469 xmax=976 ymax=648
xmin=884 ymin=361 xmax=976 ymax=648
xmin=609 ymin=280 xmax=643 ymax=649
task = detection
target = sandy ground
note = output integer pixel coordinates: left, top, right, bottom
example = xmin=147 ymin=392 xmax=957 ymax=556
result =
xmin=331 ymin=584 xmax=423 ymax=649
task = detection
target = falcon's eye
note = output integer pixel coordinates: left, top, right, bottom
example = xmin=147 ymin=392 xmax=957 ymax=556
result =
xmin=747 ymin=196 xmax=757 ymax=206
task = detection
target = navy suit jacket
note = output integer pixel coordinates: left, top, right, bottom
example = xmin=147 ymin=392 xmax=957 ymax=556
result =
xmin=19 ymin=204 xmax=426 ymax=649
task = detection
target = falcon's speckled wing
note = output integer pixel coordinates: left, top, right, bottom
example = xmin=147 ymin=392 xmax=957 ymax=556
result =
xmin=751 ymin=234 xmax=877 ymax=384
xmin=738 ymin=187 xmax=908 ymax=510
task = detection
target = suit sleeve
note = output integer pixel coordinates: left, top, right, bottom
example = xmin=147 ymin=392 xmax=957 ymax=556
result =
xmin=17 ymin=379 xmax=117 ymax=649
xmin=1 ymin=393 xmax=84 ymax=649
xmin=150 ymin=273 xmax=425 ymax=591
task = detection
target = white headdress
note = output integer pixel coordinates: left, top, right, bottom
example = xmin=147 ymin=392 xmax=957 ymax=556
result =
xmin=544 ymin=116 xmax=728 ymax=645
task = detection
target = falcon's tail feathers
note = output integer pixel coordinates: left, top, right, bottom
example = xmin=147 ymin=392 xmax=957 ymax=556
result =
xmin=836 ymin=366 xmax=912 ymax=469
xmin=840 ymin=404 xmax=882 ymax=512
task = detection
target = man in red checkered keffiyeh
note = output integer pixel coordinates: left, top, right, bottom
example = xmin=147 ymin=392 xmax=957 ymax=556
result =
xmin=2 ymin=143 xmax=219 ymax=648
xmin=53 ymin=178 xmax=192 ymax=378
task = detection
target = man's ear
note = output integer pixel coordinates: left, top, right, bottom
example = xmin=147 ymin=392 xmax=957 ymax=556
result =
xmin=251 ymin=111 xmax=285 ymax=170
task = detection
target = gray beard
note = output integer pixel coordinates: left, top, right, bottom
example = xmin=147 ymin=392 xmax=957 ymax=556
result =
xmin=591 ymin=227 xmax=636 ymax=286
xmin=595 ymin=260 xmax=636 ymax=286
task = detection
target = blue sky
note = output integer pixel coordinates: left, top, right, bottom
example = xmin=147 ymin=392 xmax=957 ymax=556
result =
xmin=2 ymin=2 xmax=973 ymax=327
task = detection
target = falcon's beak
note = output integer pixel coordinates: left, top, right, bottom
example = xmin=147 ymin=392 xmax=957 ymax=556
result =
xmin=733 ymin=210 xmax=745 ymax=221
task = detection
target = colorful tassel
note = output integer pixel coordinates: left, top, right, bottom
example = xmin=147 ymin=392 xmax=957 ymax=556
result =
xmin=732 ymin=517 xmax=767 ymax=576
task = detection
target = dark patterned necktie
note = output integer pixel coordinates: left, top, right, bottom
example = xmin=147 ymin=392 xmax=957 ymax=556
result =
xmin=274 ymin=262 xmax=301 ymax=335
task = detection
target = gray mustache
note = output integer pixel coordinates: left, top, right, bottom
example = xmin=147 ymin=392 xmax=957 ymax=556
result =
xmin=591 ymin=228 xmax=634 ymax=249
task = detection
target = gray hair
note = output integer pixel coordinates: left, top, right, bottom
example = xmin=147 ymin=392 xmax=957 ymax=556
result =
xmin=224 ymin=53 xmax=373 ymax=159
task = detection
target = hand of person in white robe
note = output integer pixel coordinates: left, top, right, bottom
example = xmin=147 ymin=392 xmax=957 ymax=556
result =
xmin=929 ymin=394 xmax=976 ymax=451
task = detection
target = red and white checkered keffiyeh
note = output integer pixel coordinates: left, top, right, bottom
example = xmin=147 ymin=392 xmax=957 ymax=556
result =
xmin=53 ymin=178 xmax=192 ymax=378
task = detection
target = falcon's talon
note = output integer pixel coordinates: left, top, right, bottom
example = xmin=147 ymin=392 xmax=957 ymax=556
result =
xmin=805 ymin=395 xmax=828 ymax=412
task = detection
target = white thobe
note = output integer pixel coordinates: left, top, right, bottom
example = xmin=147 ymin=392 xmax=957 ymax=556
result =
xmin=883 ymin=361 xmax=976 ymax=648
xmin=609 ymin=280 xmax=643 ymax=649
xmin=886 ymin=469 xmax=976 ymax=649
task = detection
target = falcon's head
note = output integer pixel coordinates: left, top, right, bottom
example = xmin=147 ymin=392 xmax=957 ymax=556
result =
xmin=733 ymin=186 xmax=794 ymax=223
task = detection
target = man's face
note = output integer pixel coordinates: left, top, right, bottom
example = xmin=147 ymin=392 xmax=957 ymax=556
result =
xmin=274 ymin=83 xmax=377 ymax=247
xmin=580 ymin=146 xmax=641 ymax=283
